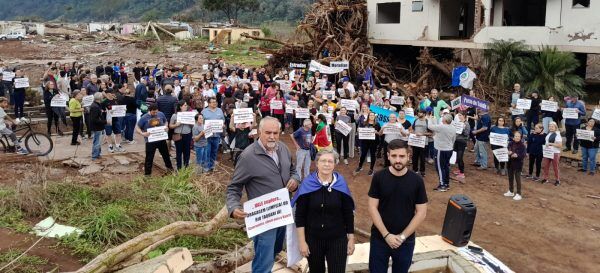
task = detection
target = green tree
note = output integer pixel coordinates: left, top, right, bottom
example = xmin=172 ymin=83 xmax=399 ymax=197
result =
xmin=483 ymin=39 xmax=530 ymax=90
xmin=203 ymin=0 xmax=259 ymax=23
xmin=522 ymin=46 xmax=584 ymax=99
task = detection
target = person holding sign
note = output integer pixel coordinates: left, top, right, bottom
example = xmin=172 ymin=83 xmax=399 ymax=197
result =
xmin=292 ymin=150 xmax=355 ymax=273
xmin=201 ymin=97 xmax=225 ymax=172
xmin=504 ymin=131 xmax=527 ymax=201
xmin=136 ymin=103 xmax=174 ymax=176
xmin=472 ymin=110 xmax=492 ymax=170
xmin=578 ymin=118 xmax=600 ymax=176
xmin=229 ymin=109 xmax=257 ymax=166
xmin=169 ymin=101 xmax=194 ymax=170
xmin=89 ymin=93 xmax=107 ymax=160
xmin=564 ymin=95 xmax=586 ymax=154
xmin=334 ymin=107 xmax=353 ymax=165
xmin=226 ymin=117 xmax=300 ymax=273
xmin=541 ymin=96 xmax=560 ymax=134
xmin=43 ymin=81 xmax=63 ymax=136
xmin=427 ymin=113 xmax=456 ymax=192
xmin=453 ymin=113 xmax=471 ymax=179
xmin=354 ymin=112 xmax=381 ymax=176
xmin=68 ymin=90 xmax=84 ymax=145
xmin=380 ymin=113 xmax=409 ymax=168
xmin=525 ymin=91 xmax=541 ymax=132
xmin=526 ymin=124 xmax=546 ymax=181
xmin=412 ymin=109 xmax=431 ymax=177
xmin=192 ymin=114 xmax=209 ymax=173
xmin=291 ymin=119 xmax=314 ymax=180
xmin=12 ymin=69 xmax=26 ymax=118
xmin=541 ymin=122 xmax=562 ymax=186
xmin=270 ymin=91 xmax=286 ymax=133
xmin=490 ymin=117 xmax=511 ymax=176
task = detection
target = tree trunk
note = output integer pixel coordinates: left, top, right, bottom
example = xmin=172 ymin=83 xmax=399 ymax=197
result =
xmin=183 ymin=241 xmax=254 ymax=273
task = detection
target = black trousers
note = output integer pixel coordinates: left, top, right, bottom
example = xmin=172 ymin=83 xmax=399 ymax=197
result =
xmin=358 ymin=140 xmax=377 ymax=170
xmin=70 ymin=116 xmax=81 ymax=144
xmin=306 ymin=236 xmax=348 ymax=273
xmin=45 ymin=105 xmax=59 ymax=134
xmin=83 ymin=112 xmax=91 ymax=138
xmin=335 ymin=131 xmax=349 ymax=159
xmin=528 ymin=153 xmax=543 ymax=177
xmin=412 ymin=146 xmax=426 ymax=173
xmin=491 ymin=145 xmax=506 ymax=170
xmin=454 ymin=140 xmax=467 ymax=173
xmin=144 ymin=140 xmax=174 ymax=175
xmin=565 ymin=124 xmax=579 ymax=150
xmin=508 ymin=164 xmax=523 ymax=194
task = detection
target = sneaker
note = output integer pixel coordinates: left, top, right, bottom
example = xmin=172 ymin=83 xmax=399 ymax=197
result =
xmin=495 ymin=168 xmax=501 ymax=175
xmin=420 ymin=172 xmax=426 ymax=177
xmin=554 ymin=180 xmax=560 ymax=186
xmin=589 ymin=172 xmax=595 ymax=176
xmin=469 ymin=149 xmax=475 ymax=153
xmin=70 ymin=141 xmax=81 ymax=146
xmin=572 ymin=150 xmax=578 ymax=154
xmin=525 ymin=174 xmax=533 ymax=179
xmin=471 ymin=162 xmax=481 ymax=167
xmin=540 ymin=179 xmax=548 ymax=184
xmin=121 ymin=140 xmax=130 ymax=144
xmin=513 ymin=194 xmax=522 ymax=201
xmin=453 ymin=169 xmax=461 ymax=175
xmin=500 ymin=169 xmax=507 ymax=176
xmin=427 ymin=158 xmax=434 ymax=164
xmin=368 ymin=169 xmax=374 ymax=176
xmin=503 ymin=191 xmax=515 ymax=197
xmin=438 ymin=186 xmax=449 ymax=192
xmin=16 ymin=148 xmax=29 ymax=155
xmin=116 ymin=145 xmax=126 ymax=152
xmin=343 ymin=159 xmax=348 ymax=165
xmin=82 ymin=136 xmax=89 ymax=140
xmin=533 ymin=176 xmax=540 ymax=182
xmin=456 ymin=173 xmax=465 ymax=179
xmin=108 ymin=145 xmax=114 ymax=153
xmin=562 ymin=148 xmax=571 ymax=152
xmin=127 ymin=140 xmax=136 ymax=145
xmin=353 ymin=167 xmax=362 ymax=174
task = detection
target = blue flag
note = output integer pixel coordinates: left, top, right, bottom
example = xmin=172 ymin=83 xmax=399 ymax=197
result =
xmin=452 ymin=66 xmax=477 ymax=89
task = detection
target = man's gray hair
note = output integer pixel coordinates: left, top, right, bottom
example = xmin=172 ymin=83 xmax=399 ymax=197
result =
xmin=315 ymin=149 xmax=340 ymax=165
xmin=303 ymin=118 xmax=312 ymax=126
xmin=259 ymin=116 xmax=281 ymax=131
xmin=93 ymin=92 xmax=104 ymax=102
xmin=442 ymin=114 xmax=453 ymax=124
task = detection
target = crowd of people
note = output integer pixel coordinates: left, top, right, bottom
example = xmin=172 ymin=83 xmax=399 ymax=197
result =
xmin=2 ymin=58 xmax=600 ymax=272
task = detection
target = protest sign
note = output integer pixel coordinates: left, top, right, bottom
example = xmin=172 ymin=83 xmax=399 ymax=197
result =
xmin=461 ymin=95 xmax=489 ymax=111
xmin=289 ymin=62 xmax=307 ymax=69
xmin=450 ymin=151 xmax=457 ymax=165
xmin=270 ymin=100 xmax=283 ymax=110
xmin=404 ymin=107 xmax=415 ymax=117
xmin=329 ymin=61 xmax=349 ymax=70
xmin=285 ymin=101 xmax=298 ymax=114
xmin=2 ymin=71 xmax=15 ymax=81
xmin=14 ymin=78 xmax=29 ymax=88
xmin=369 ymin=105 xmax=415 ymax=126
xmin=516 ymin=99 xmax=532 ymax=110
xmin=147 ymin=126 xmax=168 ymax=142
xmin=295 ymin=108 xmax=310 ymax=119
xmin=308 ymin=60 xmax=346 ymax=74
xmin=50 ymin=94 xmax=69 ymax=107
xmin=493 ymin=148 xmax=509 ymax=162
xmin=82 ymin=95 xmax=94 ymax=107
xmin=451 ymin=121 xmax=465 ymax=134
xmin=408 ymin=134 xmax=427 ymax=148
xmin=543 ymin=145 xmax=556 ymax=159
xmin=489 ymin=132 xmax=508 ymax=147
xmin=205 ymin=120 xmax=224 ymax=133
xmin=251 ymin=82 xmax=260 ymax=91
xmin=540 ymin=100 xmax=558 ymax=112
xmin=335 ymin=120 xmax=352 ymax=136
xmin=322 ymin=90 xmax=335 ymax=100
xmin=110 ymin=105 xmax=126 ymax=117
xmin=390 ymin=95 xmax=404 ymax=105
xmin=383 ymin=123 xmax=402 ymax=135
xmin=576 ymin=129 xmax=595 ymax=141
xmin=243 ymin=188 xmax=294 ymax=238
xmin=176 ymin=111 xmax=197 ymax=125
xmin=358 ymin=128 xmax=376 ymax=140
xmin=243 ymin=93 xmax=250 ymax=102
xmin=204 ymin=126 xmax=214 ymax=138
xmin=511 ymin=108 xmax=525 ymax=116
xmin=202 ymin=64 xmax=209 ymax=70
xmin=340 ymin=99 xmax=358 ymax=111
xmin=233 ymin=108 xmax=254 ymax=124
xmin=451 ymin=96 xmax=462 ymax=110
xmin=593 ymin=109 xmax=600 ymax=121
xmin=562 ymin=108 xmax=578 ymax=119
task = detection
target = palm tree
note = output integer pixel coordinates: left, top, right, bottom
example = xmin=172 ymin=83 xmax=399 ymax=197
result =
xmin=523 ymin=46 xmax=584 ymax=99
xmin=483 ymin=39 xmax=530 ymax=90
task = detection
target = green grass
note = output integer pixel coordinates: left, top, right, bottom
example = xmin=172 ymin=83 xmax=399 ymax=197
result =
xmin=0 ymin=189 xmax=30 ymax=233
xmin=212 ymin=40 xmax=269 ymax=67
xmin=0 ymin=249 xmax=48 ymax=273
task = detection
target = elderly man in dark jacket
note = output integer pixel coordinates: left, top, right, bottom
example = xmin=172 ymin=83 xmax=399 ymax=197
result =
xmin=226 ymin=116 xmax=300 ymax=273
xmin=89 ymin=92 xmax=106 ymax=160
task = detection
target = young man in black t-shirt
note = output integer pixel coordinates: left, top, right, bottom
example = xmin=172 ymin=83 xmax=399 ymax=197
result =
xmin=368 ymin=139 xmax=428 ymax=273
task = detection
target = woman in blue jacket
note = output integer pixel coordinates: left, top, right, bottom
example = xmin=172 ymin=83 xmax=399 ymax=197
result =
xmin=526 ymin=123 xmax=546 ymax=181
xmin=490 ymin=117 xmax=511 ymax=175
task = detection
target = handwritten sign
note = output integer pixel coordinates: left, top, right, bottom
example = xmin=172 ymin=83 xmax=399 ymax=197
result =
xmin=592 ymin=109 xmax=600 ymax=121
xmin=2 ymin=71 xmax=15 ymax=81
xmin=541 ymin=100 xmax=558 ymax=112
xmin=404 ymin=107 xmax=415 ymax=117
xmin=205 ymin=120 xmax=224 ymax=133
xmin=14 ymin=78 xmax=29 ymax=88
xmin=358 ymin=128 xmax=376 ymax=140
xmin=340 ymin=99 xmax=358 ymax=111
xmin=176 ymin=111 xmax=197 ymax=125
xmin=204 ymin=126 xmax=214 ymax=138
xmin=285 ymin=101 xmax=298 ymax=114
xmin=243 ymin=93 xmax=250 ymax=102
xmin=110 ymin=105 xmax=126 ymax=117
xmin=493 ymin=148 xmax=509 ymax=162
xmin=562 ymin=108 xmax=578 ymax=119
xmin=383 ymin=123 xmax=402 ymax=135
xmin=50 ymin=94 xmax=69 ymax=107
xmin=329 ymin=61 xmax=349 ymax=70
xmin=82 ymin=95 xmax=94 ymax=107
xmin=270 ymin=100 xmax=283 ymax=110
xmin=452 ymin=121 xmax=465 ymax=134
xmin=516 ymin=99 xmax=532 ymax=110
xmin=251 ymin=82 xmax=260 ymax=91
xmin=147 ymin=126 xmax=168 ymax=142
xmin=511 ymin=108 xmax=525 ymax=116
xmin=543 ymin=145 xmax=556 ymax=159
xmin=322 ymin=90 xmax=335 ymax=100
xmin=451 ymin=96 xmax=462 ymax=110
xmin=390 ymin=95 xmax=404 ymax=105
xmin=335 ymin=120 xmax=352 ymax=136
xmin=295 ymin=108 xmax=309 ymax=119
xmin=243 ymin=188 xmax=294 ymax=238
xmin=408 ymin=134 xmax=426 ymax=148
xmin=576 ymin=129 xmax=595 ymax=141
xmin=489 ymin=132 xmax=509 ymax=147
xmin=234 ymin=108 xmax=254 ymax=124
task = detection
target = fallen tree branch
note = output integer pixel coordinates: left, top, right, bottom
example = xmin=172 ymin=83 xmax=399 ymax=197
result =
xmin=183 ymin=241 xmax=254 ymax=273
xmin=189 ymin=249 xmax=229 ymax=256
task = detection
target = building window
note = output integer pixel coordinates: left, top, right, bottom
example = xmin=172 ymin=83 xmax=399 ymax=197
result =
xmin=376 ymin=2 xmax=401 ymax=24
xmin=412 ymin=1 xmax=423 ymax=12
xmin=572 ymin=0 xmax=590 ymax=8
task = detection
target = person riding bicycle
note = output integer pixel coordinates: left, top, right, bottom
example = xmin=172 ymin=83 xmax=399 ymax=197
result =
xmin=0 ymin=97 xmax=29 ymax=154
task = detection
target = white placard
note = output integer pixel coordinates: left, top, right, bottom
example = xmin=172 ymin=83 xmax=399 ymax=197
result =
xmin=340 ymin=99 xmax=358 ymax=111
xmin=202 ymin=64 xmax=209 ymax=70
xmin=541 ymin=100 xmax=558 ymax=112
xmin=562 ymin=108 xmax=578 ymax=119
xmin=516 ymin=99 xmax=532 ymax=110
xmin=543 ymin=145 xmax=556 ymax=159
xmin=358 ymin=128 xmax=376 ymax=140
xmin=322 ymin=90 xmax=335 ymax=100
xmin=295 ymin=108 xmax=309 ymax=119
xmin=251 ymin=82 xmax=260 ymax=91
xmin=511 ymin=108 xmax=525 ymax=116
xmin=489 ymin=132 xmax=509 ymax=147
xmin=592 ymin=109 xmax=600 ymax=121
xmin=82 ymin=95 xmax=94 ymax=107
xmin=243 ymin=93 xmax=250 ymax=102
xmin=110 ymin=105 xmax=127 ymax=117
xmin=2 ymin=71 xmax=15 ymax=81
xmin=390 ymin=95 xmax=404 ymax=105
xmin=493 ymin=148 xmax=509 ymax=162
xmin=576 ymin=129 xmax=595 ymax=141
xmin=335 ymin=120 xmax=351 ymax=136
xmin=176 ymin=111 xmax=197 ymax=125
xmin=451 ymin=96 xmax=462 ymax=110
xmin=243 ymin=188 xmax=294 ymax=238
xmin=270 ymin=100 xmax=283 ymax=110
xmin=234 ymin=108 xmax=254 ymax=124
xmin=204 ymin=126 xmax=214 ymax=138
xmin=449 ymin=151 xmax=457 ymax=165
xmin=285 ymin=101 xmax=298 ymax=114
xmin=249 ymin=128 xmax=258 ymax=136
xmin=404 ymin=107 xmax=415 ymax=117
xmin=383 ymin=123 xmax=402 ymax=135
xmin=50 ymin=94 xmax=69 ymax=107
xmin=408 ymin=134 xmax=426 ymax=148
xmin=147 ymin=126 xmax=168 ymax=142
xmin=14 ymin=78 xmax=29 ymax=88
xmin=205 ymin=120 xmax=224 ymax=133
xmin=451 ymin=121 xmax=465 ymax=134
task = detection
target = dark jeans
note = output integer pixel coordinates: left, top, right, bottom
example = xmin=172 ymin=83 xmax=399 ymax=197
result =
xmin=144 ymin=140 xmax=174 ymax=175
xmin=335 ymin=131 xmax=349 ymax=159
xmin=412 ymin=146 xmax=426 ymax=173
xmin=70 ymin=116 xmax=81 ymax=144
xmin=565 ymin=124 xmax=579 ymax=150
xmin=306 ymin=236 xmax=348 ymax=273
xmin=491 ymin=145 xmax=506 ymax=170
xmin=123 ymin=113 xmax=137 ymax=141
xmin=13 ymin=90 xmax=25 ymax=118
xmin=508 ymin=164 xmax=523 ymax=194
xmin=435 ymin=150 xmax=453 ymax=187
xmin=358 ymin=140 xmax=377 ymax=170
xmin=45 ymin=105 xmax=59 ymax=134
xmin=369 ymin=236 xmax=415 ymax=273
xmin=174 ymin=133 xmax=192 ymax=169
xmin=528 ymin=153 xmax=543 ymax=177
xmin=526 ymin=111 xmax=539 ymax=132
xmin=454 ymin=140 xmax=467 ymax=173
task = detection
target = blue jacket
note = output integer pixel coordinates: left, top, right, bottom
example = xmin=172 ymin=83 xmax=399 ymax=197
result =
xmin=291 ymin=172 xmax=354 ymax=209
xmin=527 ymin=133 xmax=546 ymax=155
xmin=565 ymin=100 xmax=586 ymax=126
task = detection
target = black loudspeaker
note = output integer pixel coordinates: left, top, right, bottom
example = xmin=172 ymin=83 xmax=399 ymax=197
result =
xmin=441 ymin=194 xmax=477 ymax=247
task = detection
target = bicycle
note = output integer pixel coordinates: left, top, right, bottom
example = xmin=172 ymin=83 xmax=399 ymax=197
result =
xmin=0 ymin=116 xmax=53 ymax=156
